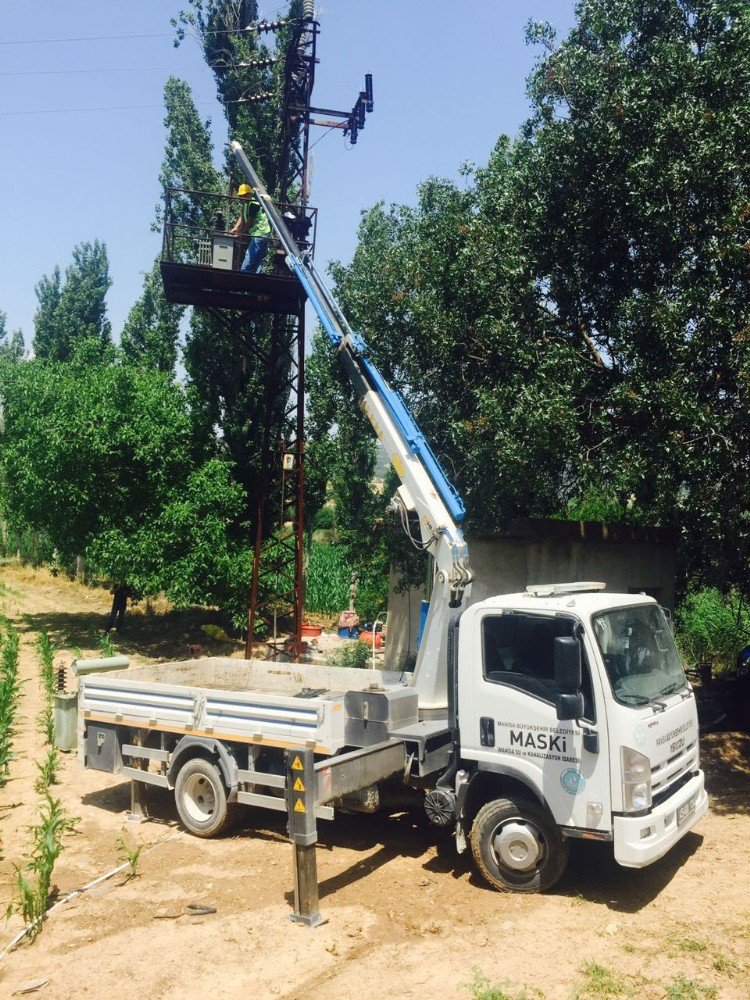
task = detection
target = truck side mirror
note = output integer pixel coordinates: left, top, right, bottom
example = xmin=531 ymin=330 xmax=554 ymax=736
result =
xmin=554 ymin=636 xmax=584 ymax=721
xmin=554 ymin=636 xmax=582 ymax=691
xmin=556 ymin=691 xmax=585 ymax=721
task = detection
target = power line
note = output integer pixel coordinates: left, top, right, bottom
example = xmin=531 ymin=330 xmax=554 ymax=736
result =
xmin=0 ymin=32 xmax=173 ymax=46
xmin=0 ymin=20 xmax=298 ymax=47
xmin=0 ymin=102 xmax=215 ymax=118
xmin=0 ymin=66 xmax=204 ymax=77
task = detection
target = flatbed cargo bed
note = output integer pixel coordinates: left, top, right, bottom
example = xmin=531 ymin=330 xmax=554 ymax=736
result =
xmin=78 ymin=656 xmax=406 ymax=756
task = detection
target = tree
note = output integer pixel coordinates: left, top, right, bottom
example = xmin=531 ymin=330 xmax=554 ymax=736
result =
xmin=321 ymin=0 xmax=750 ymax=597
xmin=33 ymin=242 xmax=112 ymax=361
xmin=0 ymin=355 xmax=246 ymax=613
xmin=519 ymin=0 xmax=750 ymax=587
xmin=121 ymin=260 xmax=183 ymax=374
xmin=0 ymin=358 xmax=194 ymax=561
xmin=32 ymin=267 xmax=61 ymax=359
xmin=0 ymin=312 xmax=24 ymax=363
xmin=161 ymin=3 xmax=309 ymax=533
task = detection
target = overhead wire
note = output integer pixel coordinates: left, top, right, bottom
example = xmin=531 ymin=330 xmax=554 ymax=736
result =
xmin=0 ymin=20 xmax=300 ymax=47
xmin=0 ymin=102 xmax=215 ymax=118
xmin=0 ymin=66 xmax=205 ymax=77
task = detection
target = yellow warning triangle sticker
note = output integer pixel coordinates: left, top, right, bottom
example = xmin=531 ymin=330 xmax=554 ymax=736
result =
xmin=291 ymin=755 xmax=304 ymax=771
xmin=293 ymin=777 xmax=305 ymax=792
xmin=294 ymin=798 xmax=306 ymax=813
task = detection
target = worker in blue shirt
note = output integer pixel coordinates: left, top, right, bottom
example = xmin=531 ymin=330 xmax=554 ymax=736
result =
xmin=230 ymin=183 xmax=272 ymax=273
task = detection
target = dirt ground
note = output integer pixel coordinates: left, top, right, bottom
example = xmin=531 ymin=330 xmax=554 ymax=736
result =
xmin=0 ymin=565 xmax=748 ymax=1000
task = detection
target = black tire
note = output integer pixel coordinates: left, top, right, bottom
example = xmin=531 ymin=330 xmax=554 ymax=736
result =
xmin=174 ymin=757 xmax=237 ymax=838
xmin=470 ymin=795 xmax=568 ymax=893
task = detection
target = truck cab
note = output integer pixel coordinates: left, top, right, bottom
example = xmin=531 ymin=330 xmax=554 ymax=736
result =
xmin=454 ymin=582 xmax=708 ymax=892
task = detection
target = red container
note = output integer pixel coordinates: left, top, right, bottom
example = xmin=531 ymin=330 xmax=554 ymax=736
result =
xmin=359 ymin=630 xmax=383 ymax=649
xmin=300 ymin=623 xmax=323 ymax=639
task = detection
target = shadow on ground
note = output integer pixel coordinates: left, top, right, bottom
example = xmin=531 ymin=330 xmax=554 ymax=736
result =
xmin=20 ymin=607 xmax=241 ymax=663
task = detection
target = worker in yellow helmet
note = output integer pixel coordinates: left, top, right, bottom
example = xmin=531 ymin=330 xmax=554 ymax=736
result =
xmin=230 ymin=183 xmax=272 ymax=273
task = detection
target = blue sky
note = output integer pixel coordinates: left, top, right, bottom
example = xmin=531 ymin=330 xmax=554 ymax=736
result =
xmin=0 ymin=0 xmax=576 ymax=345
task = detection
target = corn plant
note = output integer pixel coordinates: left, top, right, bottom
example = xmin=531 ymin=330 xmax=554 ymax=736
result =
xmin=6 ymin=791 xmax=78 ymax=941
xmin=116 ymin=835 xmax=144 ymax=879
xmin=34 ymin=747 xmax=60 ymax=795
xmin=98 ymin=632 xmax=116 ymax=658
xmin=37 ymin=631 xmax=56 ymax=698
xmin=36 ymin=631 xmax=57 ymax=746
xmin=306 ymin=543 xmax=353 ymax=614
xmin=0 ymin=619 xmax=21 ymax=782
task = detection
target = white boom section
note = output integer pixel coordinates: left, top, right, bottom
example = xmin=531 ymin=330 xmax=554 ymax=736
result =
xmin=230 ymin=141 xmax=473 ymax=711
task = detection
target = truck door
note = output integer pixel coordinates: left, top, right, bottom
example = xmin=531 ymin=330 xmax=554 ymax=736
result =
xmin=461 ymin=609 xmax=611 ymax=833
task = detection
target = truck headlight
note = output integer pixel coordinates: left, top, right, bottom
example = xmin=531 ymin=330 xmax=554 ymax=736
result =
xmin=621 ymin=746 xmax=652 ymax=812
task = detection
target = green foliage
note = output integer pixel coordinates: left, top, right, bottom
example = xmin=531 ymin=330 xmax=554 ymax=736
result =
xmin=116 ymin=834 xmax=144 ymax=879
xmin=674 ymin=588 xmax=750 ymax=674
xmin=88 ymin=458 xmax=248 ymax=614
xmin=321 ymin=0 xmax=750 ymax=600
xmin=327 ymin=640 xmax=371 ymax=670
xmin=312 ymin=506 xmax=335 ymax=532
xmin=34 ymin=747 xmax=59 ymax=795
xmin=6 ymin=792 xmax=78 ymax=941
xmin=36 ymin=631 xmax=57 ymax=747
xmin=0 ymin=358 xmax=197 ymax=561
xmin=574 ymin=962 xmax=629 ymax=998
xmin=37 ymin=632 xmax=56 ymax=697
xmin=33 ymin=241 xmax=112 ymax=362
xmin=305 ymin=542 xmax=352 ymax=614
xmin=120 ymin=260 xmax=183 ymax=375
xmin=0 ymin=619 xmax=21 ymax=782
xmin=0 ymin=523 xmax=54 ymax=566
xmin=0 ymin=310 xmax=25 ymax=363
xmin=558 ymin=488 xmax=643 ymax=525
xmin=465 ymin=968 xmax=543 ymax=1000
xmin=520 ymin=0 xmax=750 ymax=589
xmin=663 ymin=977 xmax=716 ymax=1000
xmin=37 ymin=701 xmax=54 ymax=747
xmin=98 ymin=632 xmax=117 ymax=658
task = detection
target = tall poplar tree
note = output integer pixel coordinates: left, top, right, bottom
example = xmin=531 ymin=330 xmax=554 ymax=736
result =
xmin=33 ymin=241 xmax=112 ymax=361
xmin=162 ymin=1 xmax=307 ymax=533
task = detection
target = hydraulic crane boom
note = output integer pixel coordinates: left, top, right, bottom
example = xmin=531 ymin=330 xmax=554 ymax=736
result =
xmin=230 ymin=140 xmax=473 ymax=711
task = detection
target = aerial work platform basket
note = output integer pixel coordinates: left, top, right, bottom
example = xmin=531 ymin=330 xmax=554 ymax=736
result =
xmin=160 ymin=187 xmax=316 ymax=315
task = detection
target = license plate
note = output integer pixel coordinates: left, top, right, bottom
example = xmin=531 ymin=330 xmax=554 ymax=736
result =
xmin=677 ymin=796 xmax=696 ymax=827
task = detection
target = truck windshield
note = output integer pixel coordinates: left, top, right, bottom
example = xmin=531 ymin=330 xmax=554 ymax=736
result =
xmin=592 ymin=604 xmax=688 ymax=707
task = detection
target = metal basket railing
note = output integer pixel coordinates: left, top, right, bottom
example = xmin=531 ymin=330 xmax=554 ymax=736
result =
xmin=161 ymin=188 xmax=317 ymax=275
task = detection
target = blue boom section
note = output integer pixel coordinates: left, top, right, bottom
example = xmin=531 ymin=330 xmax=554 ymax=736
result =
xmin=286 ymin=256 xmax=466 ymax=524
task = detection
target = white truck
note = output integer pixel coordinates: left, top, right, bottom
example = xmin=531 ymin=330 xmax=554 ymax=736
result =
xmin=80 ymin=142 xmax=707 ymax=905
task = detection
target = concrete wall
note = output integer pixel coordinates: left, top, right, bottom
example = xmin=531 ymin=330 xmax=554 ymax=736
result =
xmin=384 ymin=518 xmax=677 ymax=671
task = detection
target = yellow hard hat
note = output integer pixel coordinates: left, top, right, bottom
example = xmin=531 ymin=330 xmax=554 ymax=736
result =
xmin=237 ymin=183 xmax=253 ymax=196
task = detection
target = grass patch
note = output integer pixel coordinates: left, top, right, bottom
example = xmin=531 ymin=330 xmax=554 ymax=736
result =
xmin=663 ymin=976 xmax=716 ymax=1000
xmin=574 ymin=963 xmax=631 ymax=998
xmin=464 ymin=969 xmax=543 ymax=1000
xmin=711 ymin=953 xmax=739 ymax=976
xmin=674 ymin=937 xmax=707 ymax=954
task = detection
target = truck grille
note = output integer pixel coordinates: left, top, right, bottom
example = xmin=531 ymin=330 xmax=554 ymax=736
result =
xmin=650 ymin=739 xmax=698 ymax=804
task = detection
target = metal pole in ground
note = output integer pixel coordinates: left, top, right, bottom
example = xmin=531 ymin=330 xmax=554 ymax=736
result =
xmin=285 ymin=747 xmax=326 ymax=926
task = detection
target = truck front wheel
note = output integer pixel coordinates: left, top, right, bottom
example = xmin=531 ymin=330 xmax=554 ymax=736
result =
xmin=470 ymin=795 xmax=568 ymax=893
xmin=174 ymin=757 xmax=237 ymax=838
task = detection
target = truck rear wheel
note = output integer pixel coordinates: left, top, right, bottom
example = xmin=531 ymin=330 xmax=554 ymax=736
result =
xmin=470 ymin=795 xmax=568 ymax=893
xmin=174 ymin=757 xmax=237 ymax=838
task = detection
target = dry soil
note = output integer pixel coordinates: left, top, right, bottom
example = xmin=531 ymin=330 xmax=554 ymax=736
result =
xmin=0 ymin=565 xmax=748 ymax=1000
